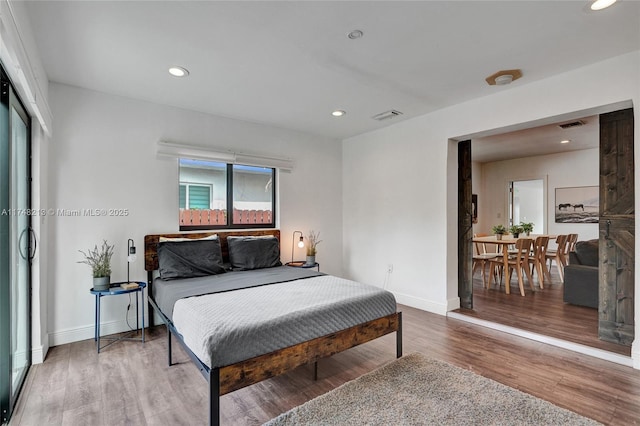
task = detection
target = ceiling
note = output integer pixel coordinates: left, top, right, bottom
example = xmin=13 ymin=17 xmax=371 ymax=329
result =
xmin=24 ymin=1 xmax=640 ymax=145
xmin=473 ymin=114 xmax=600 ymax=163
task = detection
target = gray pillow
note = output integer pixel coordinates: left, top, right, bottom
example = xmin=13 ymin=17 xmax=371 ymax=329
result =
xmin=158 ymin=239 xmax=226 ymax=280
xmin=227 ymin=236 xmax=282 ymax=270
xmin=574 ymin=239 xmax=599 ymax=267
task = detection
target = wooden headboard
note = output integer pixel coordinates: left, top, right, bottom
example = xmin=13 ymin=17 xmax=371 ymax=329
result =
xmin=144 ymin=229 xmax=281 ymax=271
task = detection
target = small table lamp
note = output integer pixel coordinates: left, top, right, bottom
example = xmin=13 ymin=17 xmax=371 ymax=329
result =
xmin=292 ymin=231 xmax=304 ymax=263
xmin=127 ymin=238 xmax=137 ymax=283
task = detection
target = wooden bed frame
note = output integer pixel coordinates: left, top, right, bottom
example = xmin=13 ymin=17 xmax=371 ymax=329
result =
xmin=144 ymin=229 xmax=402 ymax=426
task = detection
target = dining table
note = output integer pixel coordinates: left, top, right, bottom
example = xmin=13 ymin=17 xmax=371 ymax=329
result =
xmin=472 ymin=234 xmax=557 ymax=294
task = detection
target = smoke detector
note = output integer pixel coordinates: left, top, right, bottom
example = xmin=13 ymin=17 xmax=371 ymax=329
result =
xmin=486 ymin=69 xmax=522 ymax=86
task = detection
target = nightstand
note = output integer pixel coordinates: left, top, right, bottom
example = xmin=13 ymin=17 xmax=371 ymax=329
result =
xmin=90 ymin=281 xmax=146 ymax=353
xmin=285 ymin=261 xmax=320 ymax=272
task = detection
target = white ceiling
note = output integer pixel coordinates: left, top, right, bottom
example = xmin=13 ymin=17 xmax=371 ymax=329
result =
xmin=473 ymin=114 xmax=600 ymax=163
xmin=24 ymin=1 xmax=640 ymax=145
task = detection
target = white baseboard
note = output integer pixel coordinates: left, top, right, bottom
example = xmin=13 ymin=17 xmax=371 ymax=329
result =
xmin=31 ymin=342 xmax=49 ymax=364
xmin=49 ymin=318 xmax=145 ymax=347
xmin=447 ymin=311 xmax=634 ymax=368
xmin=392 ymin=291 xmax=448 ymax=315
xmin=446 ymin=297 xmax=461 ymax=311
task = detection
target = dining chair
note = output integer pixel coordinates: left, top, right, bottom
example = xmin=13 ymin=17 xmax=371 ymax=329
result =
xmin=546 ymin=234 xmax=569 ymax=282
xmin=567 ymin=233 xmax=579 ymax=261
xmin=527 ymin=236 xmax=550 ymax=289
xmin=474 ymin=233 xmax=501 ymax=257
xmin=488 ymin=238 xmax=534 ymax=296
xmin=472 ymin=234 xmax=500 ymax=288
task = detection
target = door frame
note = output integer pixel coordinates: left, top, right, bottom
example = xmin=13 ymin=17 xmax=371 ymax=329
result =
xmin=457 ymin=106 xmax=635 ymax=347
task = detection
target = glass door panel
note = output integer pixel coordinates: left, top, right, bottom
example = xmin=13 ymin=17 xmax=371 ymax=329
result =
xmin=10 ymin=103 xmax=29 ymax=400
xmin=0 ymin=68 xmax=31 ymax=422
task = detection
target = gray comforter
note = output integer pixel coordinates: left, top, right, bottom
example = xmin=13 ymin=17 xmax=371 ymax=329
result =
xmin=153 ymin=266 xmax=324 ymax=319
xmin=154 ymin=267 xmax=397 ymax=369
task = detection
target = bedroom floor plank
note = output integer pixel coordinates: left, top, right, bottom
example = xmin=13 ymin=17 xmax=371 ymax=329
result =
xmin=10 ymin=306 xmax=640 ymax=426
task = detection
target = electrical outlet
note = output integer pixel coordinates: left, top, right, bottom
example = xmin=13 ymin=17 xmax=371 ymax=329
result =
xmin=387 ymin=264 xmax=393 ymax=273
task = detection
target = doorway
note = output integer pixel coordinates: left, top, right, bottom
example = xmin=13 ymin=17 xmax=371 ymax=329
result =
xmin=457 ymin=107 xmax=634 ymax=356
xmin=508 ymin=179 xmax=545 ymax=231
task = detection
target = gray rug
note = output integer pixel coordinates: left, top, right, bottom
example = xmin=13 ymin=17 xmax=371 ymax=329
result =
xmin=264 ymin=353 xmax=600 ymax=425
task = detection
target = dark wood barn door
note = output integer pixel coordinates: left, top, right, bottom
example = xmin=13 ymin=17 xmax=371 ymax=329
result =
xmin=599 ymin=108 xmax=635 ymax=346
xmin=458 ymin=140 xmax=473 ymax=309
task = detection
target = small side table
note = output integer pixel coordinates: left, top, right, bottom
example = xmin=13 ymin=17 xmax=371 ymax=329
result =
xmin=285 ymin=261 xmax=320 ymax=272
xmin=90 ymin=281 xmax=146 ymax=353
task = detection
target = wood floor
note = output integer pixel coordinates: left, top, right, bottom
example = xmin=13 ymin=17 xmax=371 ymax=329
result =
xmin=458 ymin=262 xmax=631 ymax=356
xmin=10 ymin=305 xmax=640 ymax=426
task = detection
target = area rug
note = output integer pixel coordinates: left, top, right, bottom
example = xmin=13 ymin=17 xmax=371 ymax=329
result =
xmin=264 ymin=353 xmax=600 ymax=425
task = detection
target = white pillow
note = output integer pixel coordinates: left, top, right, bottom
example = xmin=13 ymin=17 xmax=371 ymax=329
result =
xmin=159 ymin=234 xmax=218 ymax=243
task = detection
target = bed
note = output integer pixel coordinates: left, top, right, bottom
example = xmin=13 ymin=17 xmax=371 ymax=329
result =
xmin=144 ymin=230 xmax=402 ymax=426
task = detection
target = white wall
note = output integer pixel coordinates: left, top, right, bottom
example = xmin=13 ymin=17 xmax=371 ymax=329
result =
xmin=478 ymin=149 xmax=599 ymax=243
xmin=46 ymin=83 xmax=343 ymax=346
xmin=343 ymin=51 xmax=640 ymax=366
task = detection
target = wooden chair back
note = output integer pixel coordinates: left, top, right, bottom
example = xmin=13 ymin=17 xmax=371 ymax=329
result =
xmin=529 ymin=236 xmax=551 ymax=288
xmin=509 ymin=238 xmax=535 ymax=296
xmin=558 ymin=234 xmax=571 ymax=263
xmin=554 ymin=234 xmax=568 ymax=254
xmin=532 ymin=236 xmax=550 ymax=263
xmin=512 ymin=238 xmax=533 ymax=265
xmin=567 ymin=233 xmax=578 ymax=252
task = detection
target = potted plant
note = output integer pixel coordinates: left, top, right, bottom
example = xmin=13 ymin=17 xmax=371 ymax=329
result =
xmin=79 ymin=240 xmax=115 ymax=291
xmin=305 ymin=230 xmax=322 ymax=266
xmin=509 ymin=225 xmax=524 ymax=238
xmin=491 ymin=224 xmax=506 ymax=240
xmin=520 ymin=222 xmax=534 ymax=236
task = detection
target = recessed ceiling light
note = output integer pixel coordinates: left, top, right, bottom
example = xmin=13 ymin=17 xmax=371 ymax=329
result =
xmin=591 ymin=0 xmax=617 ymax=11
xmin=348 ymin=30 xmax=363 ymax=39
xmin=332 ymin=110 xmax=346 ymax=117
xmin=169 ymin=66 xmax=190 ymax=77
xmin=561 ymin=140 xmax=571 ymax=144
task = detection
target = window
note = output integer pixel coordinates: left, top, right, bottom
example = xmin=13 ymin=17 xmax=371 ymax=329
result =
xmin=178 ymin=158 xmax=276 ymax=229
xmin=179 ymin=184 xmax=212 ymax=209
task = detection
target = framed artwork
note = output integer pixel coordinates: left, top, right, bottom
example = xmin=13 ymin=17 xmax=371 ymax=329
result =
xmin=555 ymin=186 xmax=599 ymax=223
xmin=472 ymin=194 xmax=478 ymax=223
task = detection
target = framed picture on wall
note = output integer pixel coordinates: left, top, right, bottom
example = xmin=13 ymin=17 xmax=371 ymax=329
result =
xmin=472 ymin=194 xmax=478 ymax=223
xmin=555 ymin=186 xmax=599 ymax=223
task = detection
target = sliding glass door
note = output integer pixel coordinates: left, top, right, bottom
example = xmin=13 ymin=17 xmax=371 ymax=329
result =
xmin=0 ymin=64 xmax=32 ymax=423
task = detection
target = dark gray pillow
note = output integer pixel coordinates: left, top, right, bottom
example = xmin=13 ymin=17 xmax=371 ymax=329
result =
xmin=227 ymin=236 xmax=282 ymax=270
xmin=574 ymin=239 xmax=599 ymax=267
xmin=158 ymin=239 xmax=226 ymax=280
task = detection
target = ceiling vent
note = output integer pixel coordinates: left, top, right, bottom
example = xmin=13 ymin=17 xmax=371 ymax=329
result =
xmin=558 ymin=120 xmax=585 ymax=129
xmin=372 ymin=109 xmax=403 ymax=121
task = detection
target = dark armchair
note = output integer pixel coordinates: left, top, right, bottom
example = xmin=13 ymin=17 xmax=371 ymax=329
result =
xmin=563 ymin=239 xmax=599 ymax=309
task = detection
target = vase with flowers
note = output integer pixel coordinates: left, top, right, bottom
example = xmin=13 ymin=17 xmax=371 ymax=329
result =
xmin=78 ymin=240 xmax=114 ymax=291
xmin=305 ymin=230 xmax=322 ymax=266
